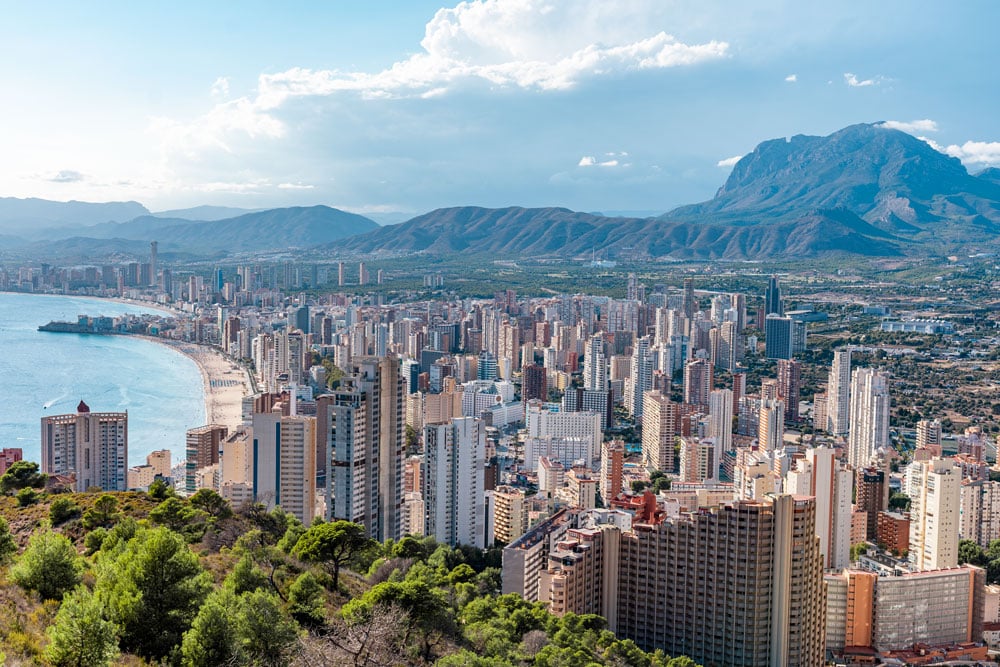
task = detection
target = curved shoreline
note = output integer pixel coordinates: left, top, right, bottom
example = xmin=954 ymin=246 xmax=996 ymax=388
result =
xmin=149 ymin=338 xmax=252 ymax=431
xmin=3 ymin=290 xmax=251 ymax=434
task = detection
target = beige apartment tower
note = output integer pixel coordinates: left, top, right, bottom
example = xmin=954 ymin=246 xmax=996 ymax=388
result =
xmin=909 ymin=457 xmax=962 ymax=571
xmin=642 ymin=390 xmax=677 ymax=472
xmin=41 ymin=401 xmax=127 ymax=491
xmin=617 ymin=495 xmax=826 ymax=667
xmin=529 ymin=496 xmax=826 ymax=667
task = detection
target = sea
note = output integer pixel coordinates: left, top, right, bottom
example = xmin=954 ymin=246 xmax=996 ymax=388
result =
xmin=0 ymin=293 xmax=206 ymax=469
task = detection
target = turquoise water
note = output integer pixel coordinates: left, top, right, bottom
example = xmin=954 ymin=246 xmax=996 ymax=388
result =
xmin=0 ymin=293 xmax=205 ymax=468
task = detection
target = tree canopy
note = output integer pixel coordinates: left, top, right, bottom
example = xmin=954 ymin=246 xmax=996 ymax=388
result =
xmin=0 ymin=460 xmax=46 ymax=494
xmin=293 ymin=520 xmax=374 ymax=589
xmin=11 ymin=527 xmax=82 ymax=600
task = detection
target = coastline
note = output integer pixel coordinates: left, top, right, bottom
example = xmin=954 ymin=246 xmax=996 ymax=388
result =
xmin=149 ymin=338 xmax=252 ymax=432
xmin=5 ymin=289 xmax=252 ymax=437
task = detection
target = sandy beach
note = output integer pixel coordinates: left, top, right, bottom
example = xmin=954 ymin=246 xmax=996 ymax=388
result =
xmin=154 ymin=339 xmax=252 ymax=431
xmin=64 ymin=295 xmax=251 ymax=432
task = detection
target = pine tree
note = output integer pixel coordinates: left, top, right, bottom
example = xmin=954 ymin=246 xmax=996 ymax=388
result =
xmin=96 ymin=526 xmax=211 ymax=659
xmin=10 ymin=528 xmax=82 ymax=600
xmin=45 ymin=586 xmax=119 ymax=667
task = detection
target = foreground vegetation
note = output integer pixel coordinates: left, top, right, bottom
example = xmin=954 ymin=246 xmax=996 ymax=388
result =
xmin=0 ymin=465 xmax=697 ymax=666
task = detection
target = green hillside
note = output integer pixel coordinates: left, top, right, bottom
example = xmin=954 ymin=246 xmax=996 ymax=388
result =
xmin=0 ymin=463 xmax=697 ymax=667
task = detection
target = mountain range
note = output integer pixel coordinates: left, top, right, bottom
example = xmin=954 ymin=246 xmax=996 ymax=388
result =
xmin=4 ymin=122 xmax=1000 ymax=260
xmin=340 ymin=123 xmax=1000 ymax=259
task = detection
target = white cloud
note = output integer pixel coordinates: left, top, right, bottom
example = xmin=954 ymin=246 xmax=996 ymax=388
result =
xmin=785 ymin=74 xmax=797 ymax=82
xmin=252 ymin=30 xmax=728 ymax=105
xmin=153 ymin=1 xmax=729 ymax=166
xmin=278 ymin=182 xmax=315 ymax=190
xmin=150 ymin=97 xmax=286 ymax=158
xmin=193 ymin=181 xmax=270 ymax=193
xmin=47 ymin=169 xmax=86 ymax=183
xmin=211 ymin=77 xmax=230 ymax=98
xmin=949 ymin=141 xmax=1000 ymax=166
xmin=844 ymin=72 xmax=881 ymax=87
xmin=579 ymin=155 xmax=623 ymax=167
xmin=717 ymin=155 xmax=743 ymax=167
xmin=877 ymin=119 xmax=938 ymax=134
xmin=921 ymin=137 xmax=1000 ymax=167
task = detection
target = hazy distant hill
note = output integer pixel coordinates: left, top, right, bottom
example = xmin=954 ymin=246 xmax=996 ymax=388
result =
xmin=341 ymin=123 xmax=1000 ymax=259
xmin=157 ymin=205 xmax=378 ymax=252
xmin=0 ymin=197 xmax=148 ymax=234
xmin=337 ymin=206 xmax=637 ymax=255
xmin=150 ymin=205 xmax=264 ymax=221
xmin=338 ymin=204 xmax=900 ymax=258
xmin=8 ymin=123 xmax=1000 ymax=260
xmin=977 ymin=168 xmax=1000 ymax=187
xmin=19 ymin=205 xmax=379 ymax=258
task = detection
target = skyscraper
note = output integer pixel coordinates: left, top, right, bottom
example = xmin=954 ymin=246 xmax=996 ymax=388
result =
xmin=765 ymin=275 xmax=783 ymax=316
xmin=708 ymin=388 xmax=733 ymax=454
xmin=624 ymin=336 xmax=654 ymax=418
xmin=776 ymin=359 xmax=801 ymax=422
xmin=358 ymin=356 xmax=405 ymax=542
xmin=149 ymin=240 xmax=158 ymax=287
xmin=786 ymin=446 xmax=853 ymax=569
xmin=614 ymin=495 xmax=826 ymax=666
xmin=320 ymin=357 xmax=405 ymax=539
xmin=847 ymin=367 xmax=890 ymax=470
xmin=826 ymin=348 xmax=852 ymax=436
xmin=909 ymin=458 xmax=962 ymax=571
xmin=423 ymin=416 xmax=486 ymax=548
xmin=41 ymin=401 xmax=128 ymax=491
xmin=642 ymin=390 xmax=677 ymax=472
xmin=856 ymin=464 xmax=889 ymax=541
xmin=600 ymin=440 xmax=625 ymax=504
xmin=522 ymin=364 xmax=547 ymax=402
xmin=185 ymin=424 xmax=228 ymax=494
xmin=683 ymin=358 xmax=713 ymax=406
xmin=682 ymin=277 xmax=696 ymax=319
xmin=321 ymin=388 xmax=369 ymax=525
xmin=764 ymin=314 xmax=794 ymax=360
xmin=758 ymin=398 xmax=785 ymax=451
xmin=583 ymin=333 xmax=608 ymax=391
xmin=251 ymin=409 xmax=318 ymax=524
xmin=715 ymin=320 xmax=743 ymax=372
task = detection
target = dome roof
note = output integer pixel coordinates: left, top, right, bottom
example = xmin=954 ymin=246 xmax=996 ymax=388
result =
xmin=77 ymin=400 xmax=90 ymax=413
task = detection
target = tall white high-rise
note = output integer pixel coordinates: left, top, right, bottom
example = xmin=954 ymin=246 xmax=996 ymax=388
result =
xmin=847 ymin=367 xmax=891 ymax=470
xmin=321 ymin=389 xmax=369 ymax=525
xmin=785 ymin=446 xmax=853 ymax=570
xmin=423 ymin=417 xmax=486 ymax=548
xmin=583 ymin=333 xmax=608 ymax=391
xmin=826 ymin=348 xmax=852 ymax=435
xmin=758 ymin=398 xmax=785 ymax=451
xmin=715 ymin=320 xmax=743 ymax=372
xmin=149 ymin=241 xmax=158 ymax=287
xmin=708 ymin=389 xmax=733 ymax=455
xmin=909 ymin=458 xmax=962 ymax=571
xmin=624 ymin=336 xmax=654 ymax=419
xmin=251 ymin=409 xmax=317 ymax=524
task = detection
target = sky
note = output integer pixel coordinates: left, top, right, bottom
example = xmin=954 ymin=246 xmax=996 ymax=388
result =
xmin=1 ymin=0 xmax=997 ymax=219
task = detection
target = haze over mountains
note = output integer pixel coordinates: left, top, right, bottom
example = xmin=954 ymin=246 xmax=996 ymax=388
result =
xmin=3 ymin=123 xmax=1000 ymax=261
